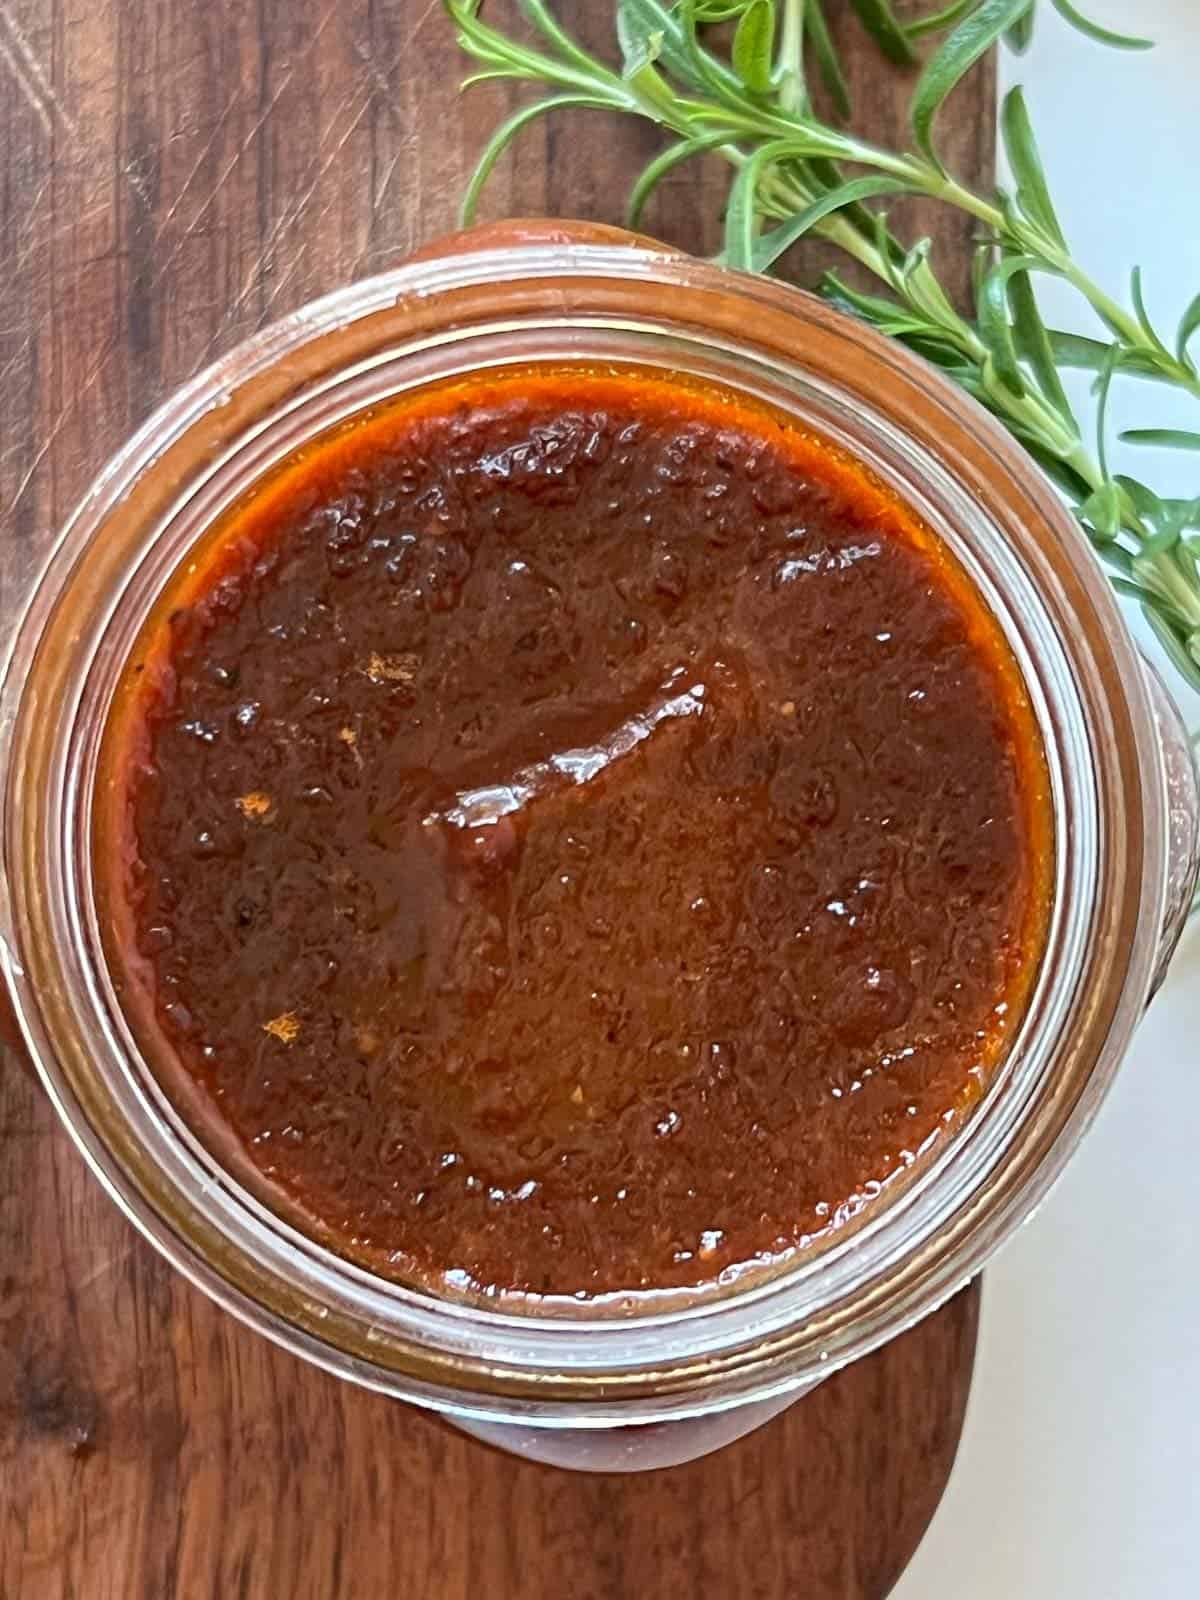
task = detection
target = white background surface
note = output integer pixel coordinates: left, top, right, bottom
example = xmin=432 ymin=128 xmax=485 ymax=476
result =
xmin=893 ymin=3 xmax=1200 ymax=1595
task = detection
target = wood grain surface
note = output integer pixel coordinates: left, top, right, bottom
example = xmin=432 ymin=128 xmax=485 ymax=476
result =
xmin=0 ymin=4 xmax=994 ymax=1596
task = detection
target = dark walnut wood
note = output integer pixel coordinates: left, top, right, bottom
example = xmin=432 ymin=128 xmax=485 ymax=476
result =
xmin=0 ymin=3 xmax=993 ymax=1595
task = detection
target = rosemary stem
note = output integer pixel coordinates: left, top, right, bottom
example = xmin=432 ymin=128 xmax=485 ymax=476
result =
xmin=778 ymin=0 xmax=805 ymax=115
xmin=1056 ymin=263 xmax=1200 ymax=400
xmin=479 ymin=28 xmax=1200 ymax=403
xmin=926 ymin=174 xmax=1200 ymax=395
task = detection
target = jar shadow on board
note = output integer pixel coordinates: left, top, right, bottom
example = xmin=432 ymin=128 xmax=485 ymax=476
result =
xmin=1 ymin=222 xmax=1196 ymax=1473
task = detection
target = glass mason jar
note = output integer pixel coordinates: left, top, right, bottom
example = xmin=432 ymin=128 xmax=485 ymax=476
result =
xmin=2 ymin=222 xmax=1197 ymax=1473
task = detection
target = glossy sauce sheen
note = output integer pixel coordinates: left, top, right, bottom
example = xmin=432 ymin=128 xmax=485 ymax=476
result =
xmin=100 ymin=370 xmax=1050 ymax=1303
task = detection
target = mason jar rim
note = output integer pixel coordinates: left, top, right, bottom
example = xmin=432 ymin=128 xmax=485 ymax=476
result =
xmin=0 ymin=240 xmax=1167 ymax=1426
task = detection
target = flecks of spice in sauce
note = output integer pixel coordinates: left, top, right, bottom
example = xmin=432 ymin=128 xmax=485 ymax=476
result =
xmin=262 ymin=1012 xmax=301 ymax=1046
xmin=361 ymin=651 xmax=420 ymax=685
xmin=235 ymin=790 xmax=275 ymax=821
xmin=98 ymin=368 xmax=1050 ymax=1304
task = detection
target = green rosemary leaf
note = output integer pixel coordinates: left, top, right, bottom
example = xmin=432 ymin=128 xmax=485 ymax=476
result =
xmin=1139 ymin=524 xmax=1185 ymax=560
xmin=725 ymin=140 xmax=793 ymax=270
xmin=969 ymin=236 xmax=991 ymax=307
xmin=460 ymin=95 xmax=611 ymax=224
xmin=1101 ymin=540 xmax=1139 ymax=578
xmin=1120 ymin=429 xmax=1200 ymax=452
xmin=626 ymin=59 xmax=679 ymax=112
xmin=1047 ymin=0 xmax=1153 ymax=51
xmin=806 ymin=0 xmax=852 ymax=119
xmin=1116 ymin=474 xmax=1168 ymax=526
xmin=518 ymin=0 xmax=611 ymax=74
xmin=849 ymin=0 xmax=918 ymax=66
xmin=913 ymin=0 xmax=1034 ymax=164
xmin=460 ymin=69 xmax=522 ymax=88
xmin=1025 ymin=441 xmax=1094 ymax=503
xmin=678 ymin=0 xmax=761 ymax=99
xmin=889 ymin=234 xmax=931 ymax=296
xmin=450 ymin=1 xmax=616 ymax=94
xmin=1047 ymin=330 xmax=1113 ymax=371
xmin=1130 ymin=267 xmax=1174 ymax=360
xmin=618 ymin=0 xmax=739 ymax=93
xmin=1177 ymin=292 xmax=1200 ymax=366
xmin=1005 ymin=8 xmax=1035 ymax=51
xmin=1178 ymin=534 xmax=1200 ymax=583
xmin=806 ymin=156 xmax=907 ymax=257
xmin=616 ymin=0 xmax=665 ymax=69
xmin=1000 ymin=88 xmax=1065 ymax=249
xmin=904 ymin=1 xmax=979 ymax=43
xmin=448 ymin=0 xmax=540 ymax=75
xmin=1007 ymin=265 xmax=1075 ymax=425
xmin=1094 ymin=341 xmax=1120 ymax=480
xmin=615 ymin=15 xmax=682 ymax=115
xmin=1143 ymin=606 xmax=1200 ymax=692
xmin=692 ymin=0 xmax=755 ymax=17
xmin=978 ymin=254 xmax=1047 ymax=396
xmin=1078 ymin=482 xmax=1122 ymax=539
xmin=748 ymin=175 xmax=915 ymax=271
xmin=1048 ymin=331 xmax=1166 ymax=381
xmin=627 ymin=132 xmax=734 ymax=226
xmin=1117 ymin=481 xmax=1200 ymax=540
xmin=1163 ymin=499 xmax=1200 ymax=538
xmin=819 ymin=272 xmax=941 ymax=338
xmin=619 ymin=24 xmax=663 ymax=78
xmin=904 ymin=336 xmax=982 ymax=375
xmin=732 ymin=0 xmax=775 ymax=95
xmin=1108 ymin=576 xmax=1153 ymax=603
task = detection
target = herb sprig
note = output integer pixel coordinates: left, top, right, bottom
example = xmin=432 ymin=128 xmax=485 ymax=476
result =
xmin=685 ymin=0 xmax=1152 ymax=87
xmin=447 ymin=0 xmax=1200 ymax=695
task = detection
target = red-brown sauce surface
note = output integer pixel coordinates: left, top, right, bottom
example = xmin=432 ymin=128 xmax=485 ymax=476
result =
xmin=98 ymin=369 xmax=1050 ymax=1302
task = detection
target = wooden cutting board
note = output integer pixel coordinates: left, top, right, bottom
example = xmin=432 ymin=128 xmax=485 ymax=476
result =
xmin=0 ymin=4 xmax=993 ymax=1595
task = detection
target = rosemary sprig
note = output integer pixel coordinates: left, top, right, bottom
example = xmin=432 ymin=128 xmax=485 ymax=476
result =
xmin=682 ymin=0 xmax=1153 ymax=78
xmin=446 ymin=0 xmax=1200 ymax=695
